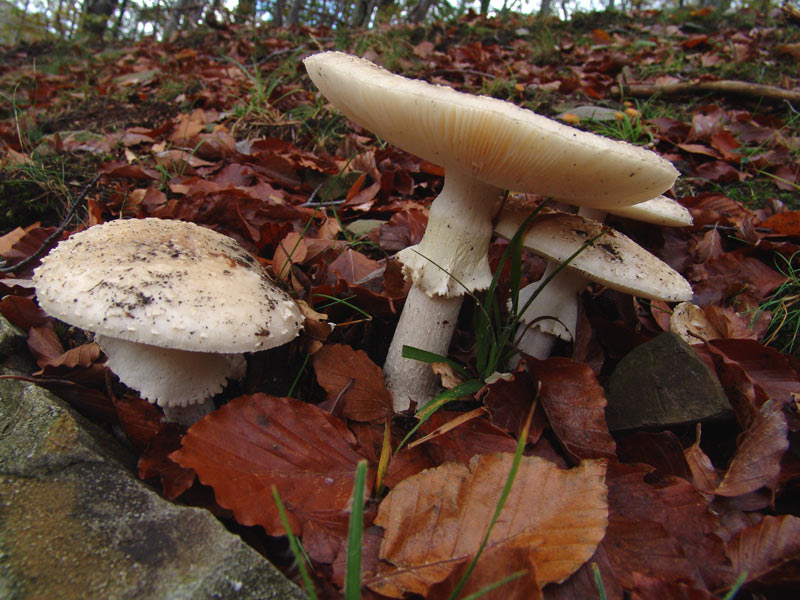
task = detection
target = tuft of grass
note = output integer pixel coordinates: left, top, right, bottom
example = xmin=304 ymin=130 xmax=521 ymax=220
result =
xmin=754 ymin=251 xmax=800 ymax=357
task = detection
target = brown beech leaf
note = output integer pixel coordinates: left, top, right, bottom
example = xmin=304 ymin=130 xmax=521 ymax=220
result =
xmin=312 ymin=343 xmax=393 ymax=422
xmin=170 ymin=394 xmax=370 ymax=563
xmin=715 ymin=399 xmax=789 ymax=497
xmin=725 ymin=515 xmax=800 ymax=590
xmin=367 ymin=454 xmax=608 ymax=598
xmin=524 ymin=357 xmax=616 ymax=462
xmin=420 ymin=410 xmax=518 ymax=465
xmin=709 ymin=339 xmax=800 ymax=411
xmin=483 ymin=367 xmax=546 ymax=444
xmin=758 ymin=211 xmax=800 ymax=235
xmin=39 ymin=342 xmax=102 ymax=369
xmin=606 ymin=461 xmax=731 ymax=590
xmin=26 ymin=324 xmax=65 ymax=367
xmin=684 ymin=426 xmax=720 ymax=494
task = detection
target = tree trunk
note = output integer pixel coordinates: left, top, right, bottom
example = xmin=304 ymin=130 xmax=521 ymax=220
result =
xmin=479 ymin=0 xmax=490 ymax=15
xmin=81 ymin=0 xmax=118 ymax=37
xmin=538 ymin=0 xmax=552 ymax=17
xmin=408 ymin=0 xmax=436 ymax=23
xmin=287 ymin=0 xmax=303 ymax=25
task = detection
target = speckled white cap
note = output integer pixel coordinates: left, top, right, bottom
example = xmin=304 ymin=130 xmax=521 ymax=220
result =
xmin=304 ymin=51 xmax=679 ymax=209
xmin=33 ymin=218 xmax=303 ymax=353
xmin=494 ymin=209 xmax=693 ymax=302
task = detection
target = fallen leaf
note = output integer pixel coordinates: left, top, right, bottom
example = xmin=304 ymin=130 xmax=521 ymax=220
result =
xmin=312 ymin=343 xmax=393 ymax=422
xmin=725 ymin=515 xmax=800 ymax=590
xmin=170 ymin=394 xmax=370 ymax=563
xmin=524 ymin=356 xmax=616 ymax=462
xmin=715 ymin=399 xmax=789 ymax=497
xmin=368 ymin=454 xmax=608 ymax=597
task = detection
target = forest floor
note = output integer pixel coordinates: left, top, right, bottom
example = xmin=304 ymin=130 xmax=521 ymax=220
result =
xmin=1 ymin=5 xmax=800 ymax=600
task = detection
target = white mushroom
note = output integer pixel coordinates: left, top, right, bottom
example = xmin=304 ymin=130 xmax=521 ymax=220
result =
xmin=33 ymin=218 xmax=303 ymax=424
xmin=304 ymin=51 xmax=679 ymax=411
xmin=494 ymin=208 xmax=693 ymax=362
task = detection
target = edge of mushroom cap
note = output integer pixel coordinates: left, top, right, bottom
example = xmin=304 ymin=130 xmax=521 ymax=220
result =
xmin=494 ymin=209 xmax=694 ymax=302
xmin=304 ymin=51 xmax=679 ymax=209
xmin=605 ymin=195 xmax=694 ymax=227
xmin=33 ymin=218 xmax=303 ymax=353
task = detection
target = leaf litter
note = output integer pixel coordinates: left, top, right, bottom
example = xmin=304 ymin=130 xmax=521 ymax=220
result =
xmin=1 ymin=7 xmax=800 ymax=599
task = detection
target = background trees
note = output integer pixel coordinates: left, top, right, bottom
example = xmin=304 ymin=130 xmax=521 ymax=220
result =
xmin=0 ymin=0 xmax=778 ymax=44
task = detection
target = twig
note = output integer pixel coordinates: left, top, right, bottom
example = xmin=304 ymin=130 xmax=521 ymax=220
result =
xmin=613 ymin=80 xmax=800 ymax=103
xmin=0 ymin=173 xmax=101 ymax=274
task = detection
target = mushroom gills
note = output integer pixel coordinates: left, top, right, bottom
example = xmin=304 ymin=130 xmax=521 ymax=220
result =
xmin=96 ymin=335 xmax=246 ymax=408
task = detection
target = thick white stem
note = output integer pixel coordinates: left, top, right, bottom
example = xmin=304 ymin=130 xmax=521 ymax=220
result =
xmin=397 ymin=174 xmax=499 ymax=296
xmin=385 ymin=173 xmax=501 ymax=411
xmin=383 ymin=286 xmax=462 ymax=411
xmin=509 ymin=262 xmax=589 ymax=365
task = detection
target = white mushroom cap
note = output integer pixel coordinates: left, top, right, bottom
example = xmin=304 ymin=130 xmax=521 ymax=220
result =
xmin=495 ymin=209 xmax=693 ymax=302
xmin=604 ymin=195 xmax=693 ymax=227
xmin=33 ymin=218 xmax=303 ymax=353
xmin=303 ymin=51 xmax=679 ymax=209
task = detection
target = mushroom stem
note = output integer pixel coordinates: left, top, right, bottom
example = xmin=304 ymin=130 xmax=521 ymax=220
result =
xmin=162 ymin=400 xmax=216 ymax=427
xmin=384 ymin=174 xmax=500 ymax=411
xmin=510 ymin=263 xmax=589 ymax=365
xmin=397 ymin=174 xmax=498 ymax=296
xmin=383 ymin=285 xmax=462 ymax=411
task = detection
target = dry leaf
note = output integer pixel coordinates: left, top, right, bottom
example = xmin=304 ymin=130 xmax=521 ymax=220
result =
xmin=367 ymin=454 xmax=608 ymax=597
xmin=170 ymin=394 xmax=369 ymax=563
xmin=312 ymin=343 xmax=393 ymax=422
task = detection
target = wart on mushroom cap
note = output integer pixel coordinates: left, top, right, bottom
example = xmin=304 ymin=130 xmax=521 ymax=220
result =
xmin=33 ymin=218 xmax=303 ymax=422
xmin=304 ymin=51 xmax=679 ymax=411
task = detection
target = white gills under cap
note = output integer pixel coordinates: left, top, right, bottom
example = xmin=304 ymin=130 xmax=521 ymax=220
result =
xmin=494 ymin=208 xmax=693 ymax=302
xmin=33 ymin=218 xmax=303 ymax=354
xmin=303 ymin=51 xmax=679 ymax=209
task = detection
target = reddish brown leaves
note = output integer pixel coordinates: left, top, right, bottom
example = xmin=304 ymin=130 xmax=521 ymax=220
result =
xmin=524 ymin=357 xmax=616 ymax=462
xmin=368 ymin=455 xmax=608 ymax=598
xmin=312 ymin=343 xmax=393 ymax=422
xmin=171 ymin=394 xmax=370 ymax=563
xmin=715 ymin=400 xmax=789 ymax=496
xmin=725 ymin=515 xmax=800 ymax=590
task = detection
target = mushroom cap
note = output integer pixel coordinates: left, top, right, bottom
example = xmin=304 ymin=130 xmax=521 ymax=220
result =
xmin=33 ymin=218 xmax=303 ymax=353
xmin=303 ymin=51 xmax=679 ymax=209
xmin=605 ymin=195 xmax=693 ymax=227
xmin=494 ymin=209 xmax=693 ymax=302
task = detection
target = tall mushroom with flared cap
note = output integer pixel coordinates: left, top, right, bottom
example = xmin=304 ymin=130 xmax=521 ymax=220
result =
xmin=494 ymin=207 xmax=693 ymax=362
xmin=303 ymin=51 xmax=679 ymax=411
xmin=33 ymin=218 xmax=303 ymax=425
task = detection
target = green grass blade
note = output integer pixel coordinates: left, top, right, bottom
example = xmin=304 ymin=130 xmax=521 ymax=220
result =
xmin=272 ymin=486 xmax=318 ymax=600
xmin=395 ymin=379 xmax=484 ymax=453
xmin=459 ymin=569 xmax=528 ymax=599
xmin=445 ymin=398 xmax=535 ymax=600
xmin=401 ymin=345 xmax=471 ymax=380
xmin=344 ymin=460 xmax=368 ymax=600
xmin=722 ymin=571 xmax=748 ymax=600
xmin=591 ymin=562 xmax=607 ymax=600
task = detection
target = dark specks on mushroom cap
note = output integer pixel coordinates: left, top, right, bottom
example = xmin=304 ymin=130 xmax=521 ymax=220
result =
xmin=33 ymin=218 xmax=303 ymax=353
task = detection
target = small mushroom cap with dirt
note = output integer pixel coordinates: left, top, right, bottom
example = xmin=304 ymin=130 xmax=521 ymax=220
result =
xmin=33 ymin=218 xmax=302 ymax=353
xmin=33 ymin=218 xmax=303 ymax=410
xmin=494 ymin=208 xmax=693 ymax=302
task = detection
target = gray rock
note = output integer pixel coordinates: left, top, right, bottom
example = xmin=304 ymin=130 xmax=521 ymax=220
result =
xmin=605 ymin=332 xmax=732 ymax=432
xmin=0 ymin=377 xmax=307 ymax=600
xmin=0 ymin=316 xmax=33 ymax=374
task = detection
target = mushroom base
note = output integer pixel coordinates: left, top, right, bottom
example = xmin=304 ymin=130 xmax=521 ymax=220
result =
xmin=383 ymin=286 xmax=462 ymax=412
xmin=96 ymin=335 xmax=246 ymax=412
